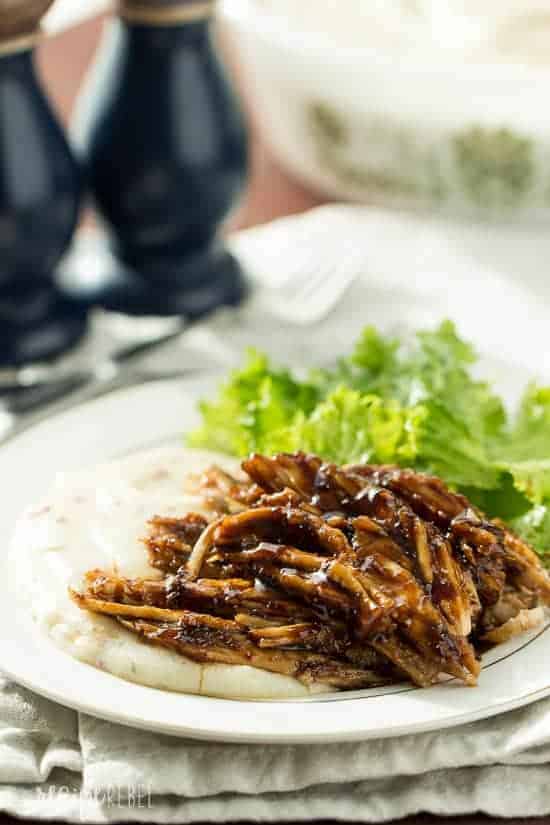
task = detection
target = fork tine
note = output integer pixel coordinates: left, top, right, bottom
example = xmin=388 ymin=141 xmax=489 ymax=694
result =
xmin=273 ymin=257 xmax=360 ymax=324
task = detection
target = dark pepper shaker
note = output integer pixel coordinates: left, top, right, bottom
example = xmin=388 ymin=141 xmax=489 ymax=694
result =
xmin=0 ymin=0 xmax=86 ymax=366
xmin=71 ymin=0 xmax=248 ymax=319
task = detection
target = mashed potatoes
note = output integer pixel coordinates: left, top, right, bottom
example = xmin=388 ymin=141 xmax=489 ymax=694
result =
xmin=11 ymin=447 xmax=327 ymax=699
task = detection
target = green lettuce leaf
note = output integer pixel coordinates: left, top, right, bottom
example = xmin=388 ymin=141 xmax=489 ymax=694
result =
xmin=326 ymin=321 xmax=505 ymax=440
xmin=287 ymin=386 xmax=423 ymax=466
xmin=409 ymin=322 xmax=506 ymax=444
xmin=348 ymin=322 xmax=504 ymax=489
xmin=330 ymin=326 xmax=401 ymax=397
xmin=504 ymin=459 xmax=550 ymax=506
xmin=319 ymin=321 xmax=505 ymax=483
xmin=494 ymin=385 xmax=550 ymax=506
xmin=188 ymin=349 xmax=319 ymax=456
xmin=187 ymin=322 xmax=550 ymax=563
xmin=511 ymin=504 xmax=550 ymax=562
xmin=414 ymin=401 xmax=502 ymax=490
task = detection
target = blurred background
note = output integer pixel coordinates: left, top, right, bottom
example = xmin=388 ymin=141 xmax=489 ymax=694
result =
xmin=3 ymin=0 xmax=550 ymax=386
xmin=41 ymin=0 xmax=325 ymax=234
xmin=46 ymin=0 xmax=550 ymax=227
xmin=219 ymin=0 xmax=550 ymax=221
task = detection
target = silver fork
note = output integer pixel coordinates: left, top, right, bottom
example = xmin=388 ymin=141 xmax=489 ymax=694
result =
xmin=231 ymin=206 xmax=364 ymax=326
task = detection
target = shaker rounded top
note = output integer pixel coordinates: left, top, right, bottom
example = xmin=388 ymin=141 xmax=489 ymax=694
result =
xmin=0 ymin=0 xmax=55 ymax=42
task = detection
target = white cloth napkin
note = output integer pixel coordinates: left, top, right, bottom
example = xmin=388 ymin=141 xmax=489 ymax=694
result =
xmin=2 ymin=675 xmax=550 ymax=822
xmin=4 ymin=205 xmax=550 ymax=822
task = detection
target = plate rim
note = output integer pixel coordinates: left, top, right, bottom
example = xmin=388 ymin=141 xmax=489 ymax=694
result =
xmin=1 ymin=375 xmax=550 ymax=743
xmin=1 ymin=636 xmax=550 ymax=745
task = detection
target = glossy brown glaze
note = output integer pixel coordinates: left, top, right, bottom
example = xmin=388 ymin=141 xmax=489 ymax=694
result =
xmin=74 ymin=452 xmax=550 ymax=690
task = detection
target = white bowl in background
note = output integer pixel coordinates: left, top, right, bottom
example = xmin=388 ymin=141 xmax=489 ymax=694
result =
xmin=219 ymin=0 xmax=550 ymax=222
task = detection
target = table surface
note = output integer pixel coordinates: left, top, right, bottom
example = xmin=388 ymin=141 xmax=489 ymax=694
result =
xmin=4 ymin=14 xmax=546 ymax=825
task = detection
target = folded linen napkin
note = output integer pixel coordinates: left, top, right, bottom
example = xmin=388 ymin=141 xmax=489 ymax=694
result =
xmin=4 ymin=206 xmax=550 ymax=822
xmin=2 ymin=673 xmax=550 ymax=822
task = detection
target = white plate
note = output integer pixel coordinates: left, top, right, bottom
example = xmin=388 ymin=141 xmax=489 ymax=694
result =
xmin=3 ymin=205 xmax=550 ymax=743
xmin=1 ymin=372 xmax=550 ymax=744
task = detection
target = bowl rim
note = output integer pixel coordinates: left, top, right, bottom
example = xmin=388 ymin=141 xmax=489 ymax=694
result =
xmin=218 ymin=0 xmax=550 ymax=80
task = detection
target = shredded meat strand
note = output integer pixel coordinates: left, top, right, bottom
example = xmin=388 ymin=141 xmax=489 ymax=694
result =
xmin=73 ymin=452 xmax=550 ymax=692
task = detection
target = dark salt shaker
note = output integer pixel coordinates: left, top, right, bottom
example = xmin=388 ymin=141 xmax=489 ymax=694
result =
xmin=0 ymin=0 xmax=86 ymax=366
xmin=72 ymin=0 xmax=248 ymax=319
